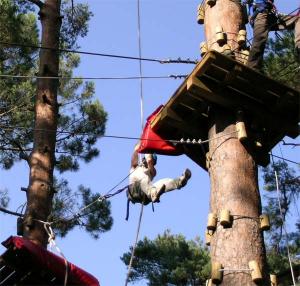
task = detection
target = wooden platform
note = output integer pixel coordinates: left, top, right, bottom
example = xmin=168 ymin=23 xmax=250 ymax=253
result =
xmin=151 ymin=51 xmax=299 ymax=169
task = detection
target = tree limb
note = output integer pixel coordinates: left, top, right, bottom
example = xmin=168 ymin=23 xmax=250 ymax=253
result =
xmin=26 ymin=0 xmax=44 ymax=9
xmin=0 ymin=206 xmax=23 ymax=217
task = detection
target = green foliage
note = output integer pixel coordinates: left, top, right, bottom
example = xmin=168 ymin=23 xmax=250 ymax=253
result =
xmin=49 ymin=180 xmax=112 ymax=239
xmin=0 ymin=1 xmax=112 ymax=238
xmin=0 ymin=189 xmax=9 ymax=208
xmin=0 ymin=0 xmax=38 ymax=168
xmin=262 ymin=161 xmax=299 ymax=247
xmin=263 ymin=161 xmax=300 ymax=284
xmin=121 ymin=230 xmax=210 ymax=286
xmin=267 ymin=249 xmax=290 ymax=275
xmin=263 ymin=31 xmax=299 ymax=90
xmin=60 ymin=0 xmax=93 ymax=49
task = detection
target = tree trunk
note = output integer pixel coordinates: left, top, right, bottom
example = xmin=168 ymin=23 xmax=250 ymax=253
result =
xmin=208 ymin=109 xmax=268 ymax=285
xmin=204 ymin=0 xmax=269 ymax=284
xmin=24 ymin=0 xmax=61 ymax=247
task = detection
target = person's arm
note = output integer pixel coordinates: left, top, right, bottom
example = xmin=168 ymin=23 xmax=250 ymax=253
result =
xmin=131 ymin=143 xmax=140 ymax=168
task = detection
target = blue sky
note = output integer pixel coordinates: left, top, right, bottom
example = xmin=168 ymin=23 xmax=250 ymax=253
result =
xmin=0 ymin=1 xmax=299 ymax=285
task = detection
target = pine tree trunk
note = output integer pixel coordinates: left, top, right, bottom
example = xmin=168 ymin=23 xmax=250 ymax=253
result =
xmin=208 ymin=109 xmax=268 ymax=285
xmin=24 ymin=0 xmax=61 ymax=247
xmin=204 ymin=0 xmax=269 ymax=284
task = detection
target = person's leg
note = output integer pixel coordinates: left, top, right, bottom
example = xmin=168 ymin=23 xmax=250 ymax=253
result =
xmin=247 ymin=12 xmax=270 ymax=70
xmin=139 ymin=176 xmax=156 ymax=201
xmin=151 ymin=169 xmax=192 ymax=202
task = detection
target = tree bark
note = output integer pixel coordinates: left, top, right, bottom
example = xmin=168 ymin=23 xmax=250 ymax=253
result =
xmin=204 ymin=0 xmax=269 ymax=284
xmin=208 ymin=109 xmax=268 ymax=285
xmin=24 ymin=0 xmax=61 ymax=247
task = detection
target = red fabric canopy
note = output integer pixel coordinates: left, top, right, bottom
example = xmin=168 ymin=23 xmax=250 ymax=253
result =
xmin=2 ymin=236 xmax=100 ymax=286
xmin=138 ymin=105 xmax=183 ymax=155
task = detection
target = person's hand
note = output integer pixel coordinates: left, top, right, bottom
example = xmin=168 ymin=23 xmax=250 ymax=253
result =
xmin=134 ymin=141 xmax=141 ymax=151
xmin=249 ymin=15 xmax=254 ymax=26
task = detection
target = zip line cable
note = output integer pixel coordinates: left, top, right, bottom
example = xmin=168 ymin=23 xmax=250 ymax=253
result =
xmin=0 ymin=125 xmax=298 ymax=165
xmin=0 ymin=41 xmax=197 ymax=65
xmin=0 ymin=143 xmax=298 ymax=235
xmin=270 ymin=154 xmax=299 ymax=166
xmin=0 ymin=125 xmax=239 ymax=145
xmin=0 ymin=74 xmax=188 ymax=80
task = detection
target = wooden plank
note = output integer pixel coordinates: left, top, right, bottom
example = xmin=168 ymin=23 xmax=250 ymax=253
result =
xmin=150 ymin=50 xmax=299 ymax=169
xmin=189 ymin=52 xmax=217 ymax=79
xmin=197 ymin=51 xmax=299 ymax=111
xmin=184 ymin=145 xmax=207 ymax=170
xmin=150 ymin=106 xmax=183 ymax=131
xmin=187 ymin=75 xmax=298 ymax=136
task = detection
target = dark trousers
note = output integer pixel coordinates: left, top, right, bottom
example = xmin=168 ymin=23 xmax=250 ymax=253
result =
xmin=247 ymin=12 xmax=300 ymax=70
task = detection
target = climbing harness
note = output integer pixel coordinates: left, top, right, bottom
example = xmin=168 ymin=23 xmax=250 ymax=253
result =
xmin=246 ymin=0 xmax=277 ymax=27
xmin=125 ymin=183 xmax=155 ymax=221
xmin=126 ymin=183 xmax=151 ymax=205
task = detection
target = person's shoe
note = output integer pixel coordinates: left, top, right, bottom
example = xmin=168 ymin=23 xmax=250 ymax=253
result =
xmin=152 ymin=184 xmax=166 ymax=203
xmin=179 ymin=168 xmax=192 ymax=188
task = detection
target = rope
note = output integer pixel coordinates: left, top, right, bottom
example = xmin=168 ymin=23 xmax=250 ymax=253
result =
xmin=124 ymin=2 xmax=145 ymax=285
xmin=0 ymin=74 xmax=187 ymax=81
xmin=51 ymin=184 xmax=129 ymax=225
xmin=42 ymin=222 xmax=69 ymax=286
xmin=137 ymin=0 xmax=144 ymax=130
xmin=124 ymin=203 xmax=144 ymax=286
xmin=0 ymin=124 xmax=239 ymax=145
xmin=0 ymin=41 xmax=197 ymax=64
xmin=270 ymin=154 xmax=299 ymax=166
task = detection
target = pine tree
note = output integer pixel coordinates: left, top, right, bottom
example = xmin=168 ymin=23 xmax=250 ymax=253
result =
xmin=0 ymin=0 xmax=112 ymax=244
xmin=121 ymin=230 xmax=210 ymax=286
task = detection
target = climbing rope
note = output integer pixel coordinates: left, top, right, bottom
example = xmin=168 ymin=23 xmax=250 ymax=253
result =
xmin=39 ymin=221 xmax=69 ymax=286
xmin=124 ymin=2 xmax=146 ymax=284
xmin=124 ymin=203 xmax=144 ymax=286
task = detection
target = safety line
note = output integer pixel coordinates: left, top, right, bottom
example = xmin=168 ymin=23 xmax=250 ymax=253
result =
xmin=0 ymin=41 xmax=197 ymax=64
xmin=125 ymin=2 xmax=146 ymax=284
xmin=124 ymin=203 xmax=144 ymax=286
xmin=0 ymin=74 xmax=187 ymax=80
xmin=137 ymin=0 xmax=144 ymax=130
xmin=270 ymin=154 xmax=299 ymax=166
xmin=0 ymin=127 xmax=298 ymax=165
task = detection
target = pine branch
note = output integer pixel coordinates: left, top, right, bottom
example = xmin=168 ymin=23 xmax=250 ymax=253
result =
xmin=27 ymin=0 xmax=44 ymax=9
xmin=0 ymin=206 xmax=23 ymax=217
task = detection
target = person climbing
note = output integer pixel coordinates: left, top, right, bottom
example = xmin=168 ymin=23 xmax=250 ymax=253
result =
xmin=128 ymin=142 xmax=192 ymax=204
xmin=244 ymin=0 xmax=300 ymax=70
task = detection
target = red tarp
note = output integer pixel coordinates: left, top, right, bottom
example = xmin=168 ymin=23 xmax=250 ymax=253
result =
xmin=138 ymin=105 xmax=183 ymax=155
xmin=2 ymin=236 xmax=100 ymax=286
